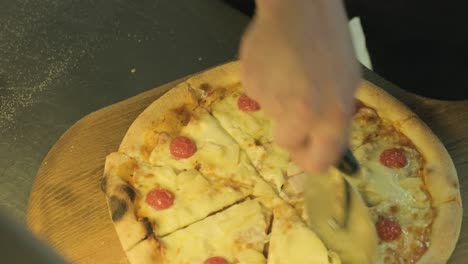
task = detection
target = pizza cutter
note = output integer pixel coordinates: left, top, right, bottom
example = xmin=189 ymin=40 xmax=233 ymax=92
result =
xmin=304 ymin=148 xmax=378 ymax=264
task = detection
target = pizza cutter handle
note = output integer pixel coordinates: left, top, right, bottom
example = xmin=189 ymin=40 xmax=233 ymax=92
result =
xmin=336 ymin=148 xmax=359 ymax=176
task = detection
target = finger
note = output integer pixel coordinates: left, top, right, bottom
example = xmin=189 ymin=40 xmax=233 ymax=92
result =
xmin=291 ymin=108 xmax=351 ymax=173
xmin=310 ymin=132 xmax=347 ymax=173
xmin=273 ymin=122 xmax=309 ymax=153
xmin=273 ymin=95 xmax=318 ymax=149
xmin=291 ymin=131 xmax=346 ymax=174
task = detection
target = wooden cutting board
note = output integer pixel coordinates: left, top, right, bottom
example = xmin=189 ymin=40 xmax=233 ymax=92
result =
xmin=26 ymin=77 xmax=186 ymax=264
xmin=26 ymin=67 xmax=468 ymax=264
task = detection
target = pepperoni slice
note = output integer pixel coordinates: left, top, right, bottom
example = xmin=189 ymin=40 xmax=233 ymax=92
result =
xmin=204 ymin=257 xmax=229 ymax=264
xmin=146 ymin=188 xmax=174 ymax=210
xmin=376 ymin=216 xmax=402 ymax=241
xmin=380 ymin=148 xmax=407 ymax=168
xmin=170 ymin=136 xmax=196 ymax=159
xmin=238 ymin=94 xmax=260 ymax=112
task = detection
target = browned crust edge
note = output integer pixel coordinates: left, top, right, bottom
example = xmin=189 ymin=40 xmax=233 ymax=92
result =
xmin=102 ymin=152 xmax=152 ymax=252
xmin=418 ymin=201 xmax=462 ymax=264
xmin=355 ymin=80 xmax=417 ymax=124
xmin=357 ymin=81 xmax=462 ymax=263
xmin=185 ymin=61 xmax=240 ymax=90
xmin=399 ymin=117 xmax=462 ymax=263
xmin=119 ymin=61 xmax=240 ymax=161
xmin=118 ymin=82 xmax=199 ymax=159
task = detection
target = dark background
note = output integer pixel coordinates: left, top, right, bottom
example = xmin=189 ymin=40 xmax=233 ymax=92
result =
xmin=0 ymin=0 xmax=251 ymax=221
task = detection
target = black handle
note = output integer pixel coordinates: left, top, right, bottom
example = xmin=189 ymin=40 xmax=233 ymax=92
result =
xmin=336 ymin=148 xmax=359 ymax=176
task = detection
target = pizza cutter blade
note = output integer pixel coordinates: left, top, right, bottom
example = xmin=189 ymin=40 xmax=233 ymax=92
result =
xmin=304 ymin=148 xmax=378 ymax=264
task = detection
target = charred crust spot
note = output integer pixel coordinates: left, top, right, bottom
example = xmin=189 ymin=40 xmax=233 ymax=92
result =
xmin=254 ymin=139 xmax=262 ymax=146
xmin=141 ymin=217 xmax=154 ymax=237
xmin=110 ymin=196 xmax=128 ymax=222
xmin=100 ymin=176 xmax=108 ymax=194
xmin=199 ymin=83 xmax=211 ymax=92
xmin=172 ymin=106 xmax=192 ymax=126
xmin=173 ymin=105 xmax=185 ymax=115
xmin=120 ymin=185 xmax=136 ymax=202
xmin=194 ymin=163 xmax=201 ymax=171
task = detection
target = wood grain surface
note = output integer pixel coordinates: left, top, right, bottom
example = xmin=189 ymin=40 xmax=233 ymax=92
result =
xmin=26 ymin=67 xmax=468 ymax=264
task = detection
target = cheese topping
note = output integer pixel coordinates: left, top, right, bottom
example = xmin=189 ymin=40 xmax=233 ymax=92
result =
xmin=210 ymin=91 xmax=290 ymax=193
xmin=350 ymin=142 xmax=432 ymax=263
xmin=352 ymin=143 xmax=429 ymax=209
xmin=268 ymin=203 xmax=340 ymax=264
xmin=149 ymin=110 xmax=259 ymax=187
xmin=160 ymin=200 xmax=268 ymax=264
xmin=349 ymin=107 xmax=381 ymax=149
xmin=130 ymin=160 xmax=250 ymax=236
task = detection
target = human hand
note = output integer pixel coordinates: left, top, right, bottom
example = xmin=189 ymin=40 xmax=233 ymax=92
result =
xmin=240 ymin=0 xmax=360 ymax=173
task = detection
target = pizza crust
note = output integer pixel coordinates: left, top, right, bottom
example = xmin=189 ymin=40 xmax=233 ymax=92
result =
xmin=417 ymin=201 xmax=462 ymax=264
xmin=399 ymin=117 xmax=461 ymax=205
xmin=399 ymin=117 xmax=462 ymax=263
xmin=102 ymin=153 xmax=152 ymax=251
xmin=358 ymin=82 xmax=462 ymax=263
xmin=185 ymin=61 xmax=241 ymax=91
xmin=119 ymin=83 xmax=199 ymax=161
xmin=355 ymin=80 xmax=416 ymax=124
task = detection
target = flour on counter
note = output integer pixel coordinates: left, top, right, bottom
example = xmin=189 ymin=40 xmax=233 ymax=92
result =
xmin=0 ymin=0 xmax=100 ymax=130
xmin=0 ymin=60 xmax=69 ymax=129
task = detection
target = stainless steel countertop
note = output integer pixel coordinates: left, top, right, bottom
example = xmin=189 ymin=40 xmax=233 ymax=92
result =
xmin=0 ymin=0 xmax=249 ymax=220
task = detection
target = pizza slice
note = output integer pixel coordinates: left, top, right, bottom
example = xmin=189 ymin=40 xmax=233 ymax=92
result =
xmin=204 ymin=86 xmax=290 ymax=191
xmin=127 ymin=199 xmax=271 ymax=264
xmin=267 ymin=202 xmax=341 ymax=264
xmin=187 ymin=72 xmax=307 ymax=205
xmin=103 ymin=152 xmax=251 ymax=239
xmin=120 ymin=83 xmax=265 ymax=189
xmin=349 ymin=100 xmax=414 ymax=151
xmin=343 ymin=83 xmax=461 ymax=263
xmin=346 ymin=137 xmax=433 ymax=263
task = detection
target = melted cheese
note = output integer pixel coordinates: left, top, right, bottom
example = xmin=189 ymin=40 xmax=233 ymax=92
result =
xmin=349 ymin=107 xmax=381 ymax=149
xmin=131 ymin=159 xmax=250 ymax=236
xmin=149 ymin=110 xmax=259 ymax=187
xmin=160 ymin=200 xmax=268 ymax=264
xmin=352 ymin=143 xmax=429 ymax=209
xmin=268 ymin=203 xmax=340 ymax=264
xmin=357 ymin=163 xmax=427 ymax=208
xmin=210 ymin=91 xmax=290 ymax=193
xmin=350 ymin=142 xmax=432 ymax=263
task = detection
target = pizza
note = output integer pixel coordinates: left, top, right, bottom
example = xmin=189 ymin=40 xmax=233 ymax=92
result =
xmin=100 ymin=61 xmax=462 ymax=264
